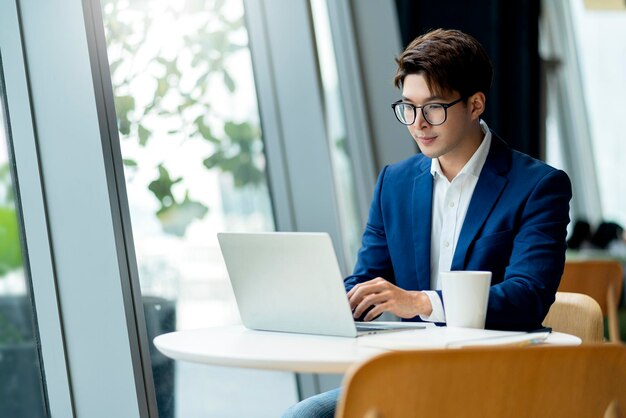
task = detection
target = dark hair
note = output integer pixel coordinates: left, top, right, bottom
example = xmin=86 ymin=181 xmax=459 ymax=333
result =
xmin=567 ymin=220 xmax=592 ymax=250
xmin=590 ymin=222 xmax=624 ymax=249
xmin=394 ymin=28 xmax=493 ymax=98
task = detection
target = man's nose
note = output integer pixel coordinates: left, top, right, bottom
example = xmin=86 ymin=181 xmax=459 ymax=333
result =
xmin=411 ymin=108 xmax=430 ymax=128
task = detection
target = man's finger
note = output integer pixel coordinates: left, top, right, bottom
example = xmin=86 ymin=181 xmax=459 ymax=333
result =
xmin=346 ymin=283 xmax=359 ymax=298
xmin=348 ymin=282 xmax=379 ymax=307
xmin=363 ymin=303 xmax=386 ymax=322
xmin=353 ymin=292 xmax=388 ymax=318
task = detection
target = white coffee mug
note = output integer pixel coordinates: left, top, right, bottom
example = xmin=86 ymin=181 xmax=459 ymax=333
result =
xmin=441 ymin=271 xmax=492 ymax=329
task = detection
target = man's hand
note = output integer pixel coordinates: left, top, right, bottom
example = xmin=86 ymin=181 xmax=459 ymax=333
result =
xmin=347 ymin=277 xmax=433 ymax=321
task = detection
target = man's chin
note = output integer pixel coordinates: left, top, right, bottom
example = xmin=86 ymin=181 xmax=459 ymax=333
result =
xmin=416 ymin=146 xmax=440 ymax=159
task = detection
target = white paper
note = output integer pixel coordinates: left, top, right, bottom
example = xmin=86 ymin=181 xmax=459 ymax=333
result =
xmin=357 ymin=327 xmax=547 ymax=350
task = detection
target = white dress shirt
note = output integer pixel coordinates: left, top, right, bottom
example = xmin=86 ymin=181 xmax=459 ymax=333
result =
xmin=421 ymin=120 xmax=492 ymax=322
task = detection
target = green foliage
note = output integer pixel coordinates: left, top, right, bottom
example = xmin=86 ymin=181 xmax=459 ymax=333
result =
xmin=148 ymin=165 xmax=208 ymax=237
xmin=114 ymin=95 xmax=135 ymax=136
xmin=103 ymin=0 xmax=267 ymax=237
xmin=148 ymin=165 xmax=182 ymax=206
xmin=195 ymin=116 xmax=219 ymax=144
xmin=0 ymin=207 xmax=22 ymax=277
xmin=203 ymin=122 xmax=265 ymax=187
xmin=0 ymin=163 xmax=22 ymax=279
xmin=137 ymin=125 xmax=151 ymax=147
xmin=156 ymin=193 xmax=209 ymax=237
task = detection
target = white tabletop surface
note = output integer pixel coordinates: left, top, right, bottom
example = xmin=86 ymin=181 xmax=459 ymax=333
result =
xmin=153 ymin=324 xmax=582 ymax=374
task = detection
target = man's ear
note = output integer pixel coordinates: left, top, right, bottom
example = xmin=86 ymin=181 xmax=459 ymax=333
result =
xmin=468 ymin=92 xmax=486 ymax=120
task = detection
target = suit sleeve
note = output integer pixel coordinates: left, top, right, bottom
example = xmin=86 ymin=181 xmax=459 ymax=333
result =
xmin=486 ymin=169 xmax=572 ymax=331
xmin=344 ymin=166 xmax=396 ymax=292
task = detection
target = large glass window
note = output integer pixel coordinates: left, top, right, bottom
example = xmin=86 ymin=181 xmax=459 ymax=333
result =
xmin=101 ymin=1 xmax=295 ymax=417
xmin=543 ymin=0 xmax=626 ymax=235
xmin=310 ymin=0 xmax=363 ymax=268
xmin=570 ymin=1 xmax=626 ymax=227
xmin=0 ymin=57 xmax=49 ymax=418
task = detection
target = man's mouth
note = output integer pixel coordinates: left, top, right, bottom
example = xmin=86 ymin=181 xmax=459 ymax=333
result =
xmin=416 ymin=135 xmax=437 ymax=145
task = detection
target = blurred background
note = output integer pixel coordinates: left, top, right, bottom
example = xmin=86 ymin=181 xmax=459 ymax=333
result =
xmin=1 ymin=0 xmax=625 ymax=417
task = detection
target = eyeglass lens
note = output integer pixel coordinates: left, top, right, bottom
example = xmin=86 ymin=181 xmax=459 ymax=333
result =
xmin=395 ymin=103 xmax=446 ymax=125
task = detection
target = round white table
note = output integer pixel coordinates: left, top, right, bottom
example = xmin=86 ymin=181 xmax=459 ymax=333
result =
xmin=153 ymin=325 xmax=581 ymax=374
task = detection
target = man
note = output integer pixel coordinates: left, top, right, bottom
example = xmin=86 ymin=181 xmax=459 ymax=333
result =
xmin=283 ymin=28 xmax=571 ymax=418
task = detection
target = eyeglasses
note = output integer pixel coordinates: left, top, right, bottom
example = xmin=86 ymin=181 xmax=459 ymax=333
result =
xmin=391 ymin=97 xmax=465 ymax=126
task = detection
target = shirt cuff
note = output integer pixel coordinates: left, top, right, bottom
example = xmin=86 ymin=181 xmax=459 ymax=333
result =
xmin=419 ymin=291 xmax=446 ymax=323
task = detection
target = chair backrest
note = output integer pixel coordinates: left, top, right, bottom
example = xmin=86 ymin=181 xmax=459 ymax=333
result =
xmin=542 ymin=292 xmax=604 ymax=343
xmin=336 ymin=345 xmax=626 ymax=418
xmin=559 ymin=260 xmax=623 ymax=314
xmin=558 ymin=260 xmax=623 ymax=342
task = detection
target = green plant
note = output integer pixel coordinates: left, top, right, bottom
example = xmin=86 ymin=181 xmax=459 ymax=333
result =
xmin=0 ymin=164 xmax=24 ymax=346
xmin=103 ymin=0 xmax=267 ymax=237
xmin=0 ymin=162 xmax=21 ymax=278
xmin=0 ymin=206 xmax=21 ymax=276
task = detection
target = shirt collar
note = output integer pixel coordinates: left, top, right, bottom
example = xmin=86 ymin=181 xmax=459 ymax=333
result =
xmin=430 ymin=119 xmax=492 ymax=180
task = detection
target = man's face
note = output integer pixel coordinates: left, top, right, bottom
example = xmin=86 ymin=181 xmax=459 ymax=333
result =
xmin=401 ymin=74 xmax=479 ymax=166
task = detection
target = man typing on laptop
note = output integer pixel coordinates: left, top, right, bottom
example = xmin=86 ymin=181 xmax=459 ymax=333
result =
xmin=283 ymin=28 xmax=571 ymax=418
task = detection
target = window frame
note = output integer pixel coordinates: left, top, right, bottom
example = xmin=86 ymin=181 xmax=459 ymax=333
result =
xmin=0 ymin=0 xmax=74 ymax=416
xmin=14 ymin=0 xmax=153 ymax=416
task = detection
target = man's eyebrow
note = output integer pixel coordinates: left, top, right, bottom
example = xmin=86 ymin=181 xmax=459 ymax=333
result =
xmin=401 ymin=95 xmax=445 ymax=103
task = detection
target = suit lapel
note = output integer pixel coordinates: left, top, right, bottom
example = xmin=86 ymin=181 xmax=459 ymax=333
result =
xmin=412 ymin=161 xmax=433 ymax=291
xmin=451 ymin=135 xmax=511 ymax=270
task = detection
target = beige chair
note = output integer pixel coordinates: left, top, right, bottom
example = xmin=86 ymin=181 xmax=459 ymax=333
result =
xmin=558 ymin=260 xmax=623 ymax=342
xmin=543 ymin=291 xmax=604 ymax=343
xmin=335 ymin=345 xmax=626 ymax=418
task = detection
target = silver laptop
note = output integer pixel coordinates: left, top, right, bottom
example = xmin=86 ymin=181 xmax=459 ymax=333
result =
xmin=217 ymin=232 xmax=425 ymax=337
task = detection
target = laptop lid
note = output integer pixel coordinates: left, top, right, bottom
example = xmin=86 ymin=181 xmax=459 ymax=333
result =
xmin=217 ymin=232 xmax=361 ymax=337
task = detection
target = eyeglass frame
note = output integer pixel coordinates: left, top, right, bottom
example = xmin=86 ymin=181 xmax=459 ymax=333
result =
xmin=390 ymin=97 xmax=466 ymax=126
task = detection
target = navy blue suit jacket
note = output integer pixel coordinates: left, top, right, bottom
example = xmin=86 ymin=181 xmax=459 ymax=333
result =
xmin=344 ymin=134 xmax=572 ymax=331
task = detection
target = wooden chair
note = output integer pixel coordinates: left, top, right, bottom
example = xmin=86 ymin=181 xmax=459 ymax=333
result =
xmin=335 ymin=345 xmax=626 ymax=418
xmin=542 ymin=292 xmax=604 ymax=343
xmin=558 ymin=260 xmax=623 ymax=342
